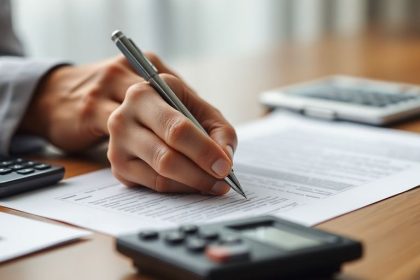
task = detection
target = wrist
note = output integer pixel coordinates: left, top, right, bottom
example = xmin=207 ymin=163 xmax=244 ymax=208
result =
xmin=19 ymin=65 xmax=72 ymax=139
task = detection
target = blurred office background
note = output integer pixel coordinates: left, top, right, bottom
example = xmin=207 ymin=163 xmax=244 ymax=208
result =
xmin=12 ymin=0 xmax=420 ymax=63
xmin=11 ymin=0 xmax=420 ymax=123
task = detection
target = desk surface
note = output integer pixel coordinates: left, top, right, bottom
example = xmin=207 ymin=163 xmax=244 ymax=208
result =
xmin=1 ymin=32 xmax=420 ymax=280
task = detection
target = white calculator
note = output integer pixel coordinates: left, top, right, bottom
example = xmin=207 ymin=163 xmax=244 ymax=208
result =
xmin=260 ymin=75 xmax=420 ymax=125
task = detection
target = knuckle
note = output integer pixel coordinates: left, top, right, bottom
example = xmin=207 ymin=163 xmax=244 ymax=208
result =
xmin=110 ymin=167 xmax=120 ymax=180
xmin=110 ymin=167 xmax=122 ymax=181
xmin=159 ymin=73 xmax=177 ymax=83
xmin=101 ymin=61 xmax=125 ymax=79
xmin=113 ymin=172 xmax=134 ymax=188
xmin=111 ymin=168 xmax=136 ymax=188
xmin=165 ymin=116 xmax=191 ymax=144
xmin=107 ymin=148 xmax=116 ymax=164
xmin=126 ymin=83 xmax=149 ymax=102
xmin=107 ymin=150 xmax=125 ymax=173
xmin=107 ymin=109 xmax=125 ymax=134
xmin=114 ymin=55 xmax=127 ymax=65
xmin=79 ymin=93 xmax=100 ymax=122
xmin=144 ymin=52 xmax=160 ymax=64
xmin=226 ymin=125 xmax=238 ymax=143
xmin=81 ymin=87 xmax=102 ymax=114
xmin=85 ymin=84 xmax=103 ymax=100
xmin=153 ymin=145 xmax=175 ymax=176
xmin=154 ymin=175 xmax=170 ymax=193
xmin=160 ymin=74 xmax=182 ymax=90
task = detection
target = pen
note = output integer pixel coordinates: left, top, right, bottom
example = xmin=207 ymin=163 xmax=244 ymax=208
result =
xmin=111 ymin=30 xmax=247 ymax=199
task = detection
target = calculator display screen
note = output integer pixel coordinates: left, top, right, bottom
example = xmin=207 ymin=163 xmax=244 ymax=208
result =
xmin=239 ymin=226 xmax=321 ymax=251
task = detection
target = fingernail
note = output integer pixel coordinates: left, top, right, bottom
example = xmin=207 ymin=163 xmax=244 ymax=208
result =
xmin=211 ymin=158 xmax=231 ymax=177
xmin=210 ymin=181 xmax=230 ymax=195
xmin=226 ymin=145 xmax=234 ymax=159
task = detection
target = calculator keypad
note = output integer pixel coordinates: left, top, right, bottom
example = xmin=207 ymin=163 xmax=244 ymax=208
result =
xmin=0 ymin=158 xmax=50 ymax=176
xmin=137 ymin=225 xmax=249 ymax=264
xmin=296 ymin=85 xmax=420 ymax=107
xmin=0 ymin=157 xmax=64 ymax=198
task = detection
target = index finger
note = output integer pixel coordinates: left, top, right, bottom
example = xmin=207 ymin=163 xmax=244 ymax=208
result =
xmin=159 ymin=74 xmax=238 ymax=160
xmin=182 ymin=91 xmax=238 ymax=160
xmin=127 ymin=79 xmax=234 ymax=180
xmin=160 ymin=74 xmax=238 ymax=160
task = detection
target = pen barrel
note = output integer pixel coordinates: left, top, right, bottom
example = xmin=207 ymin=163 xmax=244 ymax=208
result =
xmin=149 ymin=76 xmax=207 ymax=134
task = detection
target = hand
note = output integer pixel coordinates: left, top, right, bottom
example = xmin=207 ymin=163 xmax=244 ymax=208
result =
xmin=20 ymin=54 xmax=173 ymax=151
xmin=107 ymin=73 xmax=237 ymax=195
xmin=21 ymin=54 xmax=237 ymax=195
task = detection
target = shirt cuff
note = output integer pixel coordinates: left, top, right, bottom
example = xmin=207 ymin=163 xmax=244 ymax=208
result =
xmin=0 ymin=57 xmax=69 ymax=156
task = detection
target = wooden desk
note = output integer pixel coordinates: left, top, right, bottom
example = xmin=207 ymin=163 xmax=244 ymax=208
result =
xmin=1 ymin=32 xmax=419 ymax=280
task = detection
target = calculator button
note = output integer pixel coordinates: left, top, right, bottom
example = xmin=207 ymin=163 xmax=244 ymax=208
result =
xmin=0 ymin=168 xmax=12 ymax=175
xmin=186 ymin=238 xmax=207 ymax=252
xmin=13 ymin=158 xmax=25 ymax=164
xmin=24 ymin=161 xmax=36 ymax=167
xmin=205 ymin=244 xmax=250 ymax=263
xmin=165 ymin=232 xmax=185 ymax=244
xmin=17 ymin=168 xmax=35 ymax=175
xmin=138 ymin=230 xmax=159 ymax=240
xmin=0 ymin=161 xmax=13 ymax=167
xmin=199 ymin=231 xmax=219 ymax=241
xmin=11 ymin=164 xmax=25 ymax=170
xmin=219 ymin=236 xmax=242 ymax=245
xmin=179 ymin=224 xmax=199 ymax=234
xmin=34 ymin=164 xmax=51 ymax=170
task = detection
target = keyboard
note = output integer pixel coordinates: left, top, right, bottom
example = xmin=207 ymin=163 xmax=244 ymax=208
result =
xmin=0 ymin=157 xmax=65 ymax=198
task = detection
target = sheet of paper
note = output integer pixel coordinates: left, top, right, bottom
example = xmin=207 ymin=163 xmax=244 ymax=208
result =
xmin=0 ymin=212 xmax=90 ymax=262
xmin=1 ymin=112 xmax=419 ymax=235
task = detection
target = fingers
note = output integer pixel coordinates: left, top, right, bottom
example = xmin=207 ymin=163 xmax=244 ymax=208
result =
xmin=206 ymin=113 xmax=238 ymax=160
xmin=125 ymin=79 xmax=233 ymax=180
xmin=94 ymin=100 xmax=120 ymax=136
xmin=129 ymin=125 xmax=230 ymax=194
xmin=94 ymin=57 xmax=143 ymax=103
xmin=162 ymin=74 xmax=238 ymax=159
xmin=94 ymin=54 xmax=176 ymax=106
xmin=112 ymin=159 xmax=198 ymax=193
xmin=143 ymin=52 xmax=179 ymax=77
xmin=107 ymin=110 xmax=230 ymax=194
xmin=78 ymin=87 xmax=120 ymax=137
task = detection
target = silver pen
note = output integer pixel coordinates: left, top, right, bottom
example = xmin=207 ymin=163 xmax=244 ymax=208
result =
xmin=111 ymin=30 xmax=247 ymax=199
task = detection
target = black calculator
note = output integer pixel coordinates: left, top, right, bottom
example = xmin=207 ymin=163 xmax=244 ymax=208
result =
xmin=117 ymin=216 xmax=363 ymax=280
xmin=0 ymin=157 xmax=65 ymax=198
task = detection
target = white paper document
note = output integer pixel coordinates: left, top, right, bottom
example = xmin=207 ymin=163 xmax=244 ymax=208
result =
xmin=0 ymin=212 xmax=90 ymax=262
xmin=1 ymin=112 xmax=419 ymax=235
